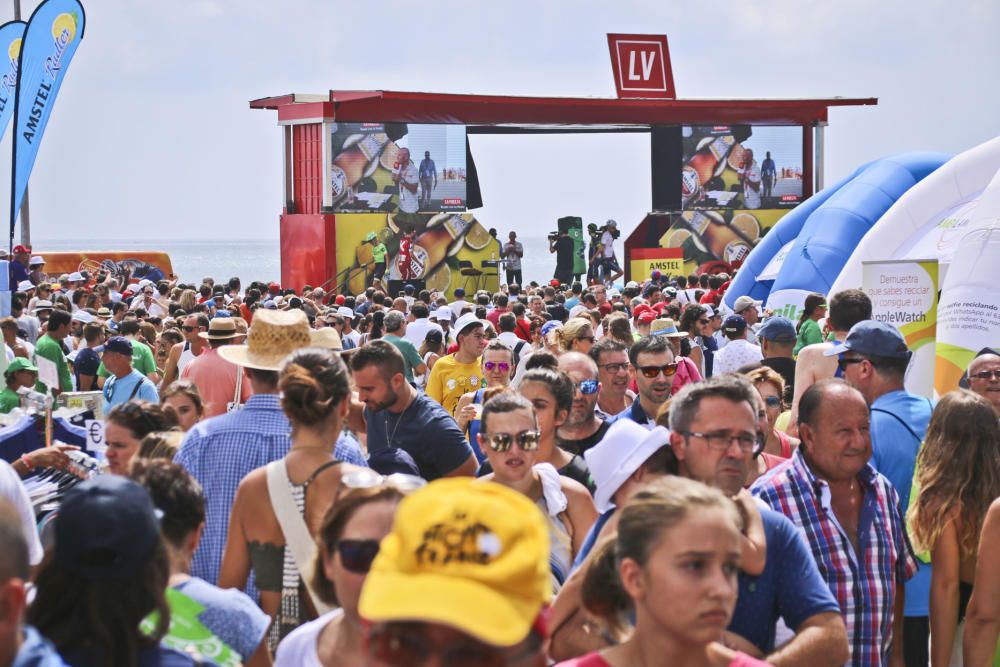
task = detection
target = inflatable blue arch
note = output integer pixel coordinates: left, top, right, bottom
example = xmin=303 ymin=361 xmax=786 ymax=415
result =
xmin=725 ymin=152 xmax=951 ymax=309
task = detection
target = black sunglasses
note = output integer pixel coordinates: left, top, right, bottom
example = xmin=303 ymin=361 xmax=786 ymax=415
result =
xmin=181 ymin=325 xmax=196 ymax=332
xmin=335 ymin=539 xmax=381 ymax=574
xmin=837 ymin=357 xmax=865 ymax=372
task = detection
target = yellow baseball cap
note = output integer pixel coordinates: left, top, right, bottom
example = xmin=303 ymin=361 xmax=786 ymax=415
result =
xmin=359 ymin=478 xmax=551 ymax=647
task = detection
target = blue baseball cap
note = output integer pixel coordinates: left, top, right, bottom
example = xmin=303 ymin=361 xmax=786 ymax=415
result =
xmin=823 ymin=320 xmax=911 ymax=360
xmin=758 ymin=316 xmax=797 ymax=344
xmin=55 ymin=476 xmax=161 ymax=580
xmin=104 ymin=336 xmax=133 ymax=356
xmin=540 ymin=320 xmax=561 ymax=337
xmin=722 ymin=314 xmax=747 ymax=336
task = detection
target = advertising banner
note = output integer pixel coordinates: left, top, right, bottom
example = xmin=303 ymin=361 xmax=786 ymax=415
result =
xmin=680 ymin=125 xmax=803 ymax=211
xmin=862 ymin=259 xmax=938 ymax=397
xmin=658 ymin=208 xmax=789 ymax=276
xmin=606 ymin=33 xmax=675 ymax=100
xmin=935 ymin=227 xmax=1000 ymax=396
xmin=10 ymin=0 xmax=85 ymax=242
xmin=557 ymin=216 xmax=586 ymax=278
xmin=764 ymin=288 xmax=815 ymax=324
xmin=629 ymin=247 xmax=683 ymax=283
xmin=334 ymin=212 xmax=500 ymax=299
xmin=0 ymin=21 xmax=26 ymax=140
xmin=328 ymin=122 xmax=466 ymax=214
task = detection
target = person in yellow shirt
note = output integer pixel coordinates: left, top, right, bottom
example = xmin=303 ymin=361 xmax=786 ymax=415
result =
xmin=426 ymin=313 xmax=488 ymax=415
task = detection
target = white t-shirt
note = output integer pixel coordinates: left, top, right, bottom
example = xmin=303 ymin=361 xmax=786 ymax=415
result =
xmin=343 ymin=329 xmax=361 ymax=347
xmin=601 ymin=231 xmax=615 ymax=258
xmin=395 ymin=161 xmax=420 ymax=213
xmin=0 ymin=460 xmax=43 ymax=565
xmin=742 ymin=161 xmax=762 ymax=210
xmin=274 ymin=608 xmax=343 ymax=666
xmin=713 ymin=338 xmax=763 ymax=376
xmin=449 ymin=299 xmax=470 ymax=319
xmin=504 ymin=241 xmax=523 ymax=271
xmin=404 ymin=318 xmax=443 ymax=348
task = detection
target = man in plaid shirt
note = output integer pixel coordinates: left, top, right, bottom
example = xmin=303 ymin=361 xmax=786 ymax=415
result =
xmin=753 ymin=379 xmax=919 ymax=667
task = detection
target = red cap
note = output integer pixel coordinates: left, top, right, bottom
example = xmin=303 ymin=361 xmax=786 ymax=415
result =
xmin=638 ymin=311 xmax=655 ymax=324
xmin=632 ymin=304 xmax=651 ymax=317
xmin=268 ymin=282 xmax=280 ymax=292
xmin=12 ymin=244 xmax=29 ymax=254
xmin=334 ymin=294 xmax=346 ymax=305
xmin=549 ymin=279 xmax=561 ymax=287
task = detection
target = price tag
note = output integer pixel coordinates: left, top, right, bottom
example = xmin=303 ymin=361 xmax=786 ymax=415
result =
xmin=85 ymin=420 xmax=106 ymax=459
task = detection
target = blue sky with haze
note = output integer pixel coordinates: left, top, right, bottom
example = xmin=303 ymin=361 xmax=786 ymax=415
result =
xmin=8 ymin=0 xmax=999 ymax=243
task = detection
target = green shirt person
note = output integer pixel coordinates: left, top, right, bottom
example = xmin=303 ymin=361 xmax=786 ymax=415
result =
xmin=33 ymin=309 xmax=73 ymax=395
xmin=0 ymin=358 xmax=39 ymax=412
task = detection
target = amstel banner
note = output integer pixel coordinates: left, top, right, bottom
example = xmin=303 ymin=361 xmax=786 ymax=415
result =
xmin=0 ymin=21 xmax=26 ymax=140
xmin=10 ymin=0 xmax=85 ymax=246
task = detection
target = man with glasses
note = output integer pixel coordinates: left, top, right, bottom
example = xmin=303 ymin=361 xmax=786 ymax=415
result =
xmin=160 ymin=314 xmax=209 ymax=388
xmin=670 ymin=376 xmax=849 ymax=666
xmin=753 ymin=379 xmax=917 ymax=667
xmin=825 ymin=320 xmax=934 ymax=664
xmin=613 ymin=335 xmax=674 ymax=429
xmin=556 ymin=352 xmax=610 ymax=456
xmin=966 ymin=349 xmax=1000 ymax=414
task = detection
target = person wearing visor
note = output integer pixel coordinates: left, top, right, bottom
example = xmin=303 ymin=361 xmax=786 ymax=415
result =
xmin=359 ymin=477 xmax=553 ymax=667
xmin=476 ymin=392 xmax=597 ymax=592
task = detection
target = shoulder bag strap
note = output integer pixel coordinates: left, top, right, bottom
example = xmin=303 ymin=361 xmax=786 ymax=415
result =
xmin=870 ymin=407 xmax=922 ymax=443
xmin=128 ymin=377 xmax=145 ymax=401
xmin=265 ymin=461 xmax=333 ymax=616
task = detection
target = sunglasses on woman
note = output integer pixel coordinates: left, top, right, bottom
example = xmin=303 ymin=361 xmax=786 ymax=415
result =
xmin=483 ymin=361 xmax=510 ymax=372
xmin=638 ymin=363 xmax=678 ymax=379
xmin=341 ymin=469 xmax=427 ymax=494
xmin=335 ymin=539 xmax=381 ymax=574
xmin=764 ymin=395 xmax=782 ymax=409
xmin=482 ymin=430 xmax=541 ymax=452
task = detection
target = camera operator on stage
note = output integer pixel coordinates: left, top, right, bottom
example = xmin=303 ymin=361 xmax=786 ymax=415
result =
xmin=599 ymin=219 xmax=624 ymax=286
xmin=549 ymin=228 xmax=574 ymax=286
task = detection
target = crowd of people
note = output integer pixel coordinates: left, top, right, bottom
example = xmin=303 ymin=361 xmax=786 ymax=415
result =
xmin=0 ymin=245 xmax=998 ymax=667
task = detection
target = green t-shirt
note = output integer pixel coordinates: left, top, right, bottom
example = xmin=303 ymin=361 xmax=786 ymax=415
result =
xmin=793 ymin=318 xmax=824 ymax=356
xmin=97 ymin=339 xmax=157 ymax=378
xmin=0 ymin=387 xmax=20 ymax=413
xmin=383 ymin=334 xmax=423 ymax=383
xmin=34 ymin=334 xmax=72 ymax=393
xmin=372 ymin=242 xmax=388 ymax=263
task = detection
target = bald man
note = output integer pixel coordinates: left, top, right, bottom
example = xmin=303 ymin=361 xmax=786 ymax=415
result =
xmin=967 ymin=351 xmax=1000 ymax=415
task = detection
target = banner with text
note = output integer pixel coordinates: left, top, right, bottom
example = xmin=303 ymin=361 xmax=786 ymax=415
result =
xmin=10 ymin=0 xmax=85 ymax=245
xmin=935 ymin=227 xmax=1000 ymax=397
xmin=629 ymin=247 xmax=684 ymax=284
xmin=862 ymin=259 xmax=938 ymax=397
xmin=0 ymin=21 xmax=26 ymax=141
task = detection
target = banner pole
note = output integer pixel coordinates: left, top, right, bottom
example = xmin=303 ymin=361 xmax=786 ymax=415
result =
xmin=19 ymin=187 xmax=29 ymax=247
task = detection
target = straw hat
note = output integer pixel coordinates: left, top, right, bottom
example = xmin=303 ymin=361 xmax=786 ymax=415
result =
xmin=650 ymin=318 xmax=688 ymax=338
xmin=198 ymin=317 xmax=240 ymax=340
xmin=218 ymin=309 xmax=312 ymax=370
xmin=309 ymin=327 xmax=343 ymax=351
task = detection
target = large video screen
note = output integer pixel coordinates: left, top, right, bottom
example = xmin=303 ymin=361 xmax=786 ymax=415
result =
xmin=680 ymin=125 xmax=803 ymax=210
xmin=328 ymin=123 xmax=467 ymax=214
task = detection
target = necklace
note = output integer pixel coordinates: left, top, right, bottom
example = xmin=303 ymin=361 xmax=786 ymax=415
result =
xmin=384 ymin=397 xmax=414 ymax=449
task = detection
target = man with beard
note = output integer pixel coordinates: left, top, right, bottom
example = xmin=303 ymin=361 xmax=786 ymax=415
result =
xmin=349 ymin=340 xmax=477 ymax=480
xmin=556 ymin=352 xmax=610 ymax=456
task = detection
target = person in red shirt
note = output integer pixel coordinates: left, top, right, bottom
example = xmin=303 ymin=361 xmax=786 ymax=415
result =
xmin=486 ymin=294 xmax=510 ymax=329
xmin=397 ymin=228 xmax=416 ymax=281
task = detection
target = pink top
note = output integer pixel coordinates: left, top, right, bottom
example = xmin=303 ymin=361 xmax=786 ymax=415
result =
xmin=180 ymin=346 xmax=252 ymax=417
xmin=555 ymin=651 xmax=773 ymax=666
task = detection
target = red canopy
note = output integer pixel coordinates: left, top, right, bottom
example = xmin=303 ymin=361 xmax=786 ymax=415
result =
xmin=250 ymin=90 xmax=876 ymax=128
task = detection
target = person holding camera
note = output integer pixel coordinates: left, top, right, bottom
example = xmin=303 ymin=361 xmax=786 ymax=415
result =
xmin=550 ymin=228 xmax=575 ymax=286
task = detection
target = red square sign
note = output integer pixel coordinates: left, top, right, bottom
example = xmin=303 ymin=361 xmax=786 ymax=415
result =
xmin=607 ymin=34 xmax=676 ymax=99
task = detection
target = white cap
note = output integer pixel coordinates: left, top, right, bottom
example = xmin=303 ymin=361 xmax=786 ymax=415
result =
xmin=585 ymin=421 xmax=672 ymax=513
xmin=68 ymin=271 xmax=84 ymax=282
xmin=71 ymin=311 xmax=95 ymax=324
xmin=453 ymin=312 xmax=487 ymax=336
xmin=138 ymin=278 xmax=153 ymax=288
xmin=337 ymin=306 xmax=354 ymax=319
xmin=28 ymin=255 xmax=45 ymax=266
xmin=432 ymin=306 xmax=453 ymax=322
xmin=33 ymin=300 xmax=53 ymax=312
xmin=16 ymin=280 xmax=34 ymax=291
xmin=569 ymin=304 xmax=588 ymax=319
xmin=125 ymin=283 xmax=141 ymax=293
xmin=702 ymin=305 xmax=715 ymax=318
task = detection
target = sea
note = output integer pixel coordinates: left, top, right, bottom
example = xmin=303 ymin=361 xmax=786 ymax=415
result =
xmin=30 ymin=236 xmax=566 ymax=288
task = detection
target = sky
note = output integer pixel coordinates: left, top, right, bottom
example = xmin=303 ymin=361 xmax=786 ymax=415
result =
xmin=5 ymin=0 xmax=1000 ymax=245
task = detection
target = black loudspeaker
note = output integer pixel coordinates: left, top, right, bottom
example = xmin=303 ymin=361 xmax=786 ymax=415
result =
xmin=387 ymin=279 xmax=426 ymax=296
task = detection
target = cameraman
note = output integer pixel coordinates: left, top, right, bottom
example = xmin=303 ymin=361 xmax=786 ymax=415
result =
xmin=600 ymin=219 xmax=624 ymax=286
xmin=549 ymin=228 xmax=574 ymax=286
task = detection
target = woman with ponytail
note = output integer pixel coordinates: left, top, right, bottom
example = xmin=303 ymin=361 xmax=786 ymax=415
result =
xmin=556 ymin=476 xmax=772 ymax=667
xmin=220 ymin=347 xmax=366 ymax=648
xmin=793 ymin=294 xmax=827 ymax=355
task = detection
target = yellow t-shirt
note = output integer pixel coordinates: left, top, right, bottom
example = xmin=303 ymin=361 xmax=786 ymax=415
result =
xmin=426 ymin=354 xmax=483 ymax=416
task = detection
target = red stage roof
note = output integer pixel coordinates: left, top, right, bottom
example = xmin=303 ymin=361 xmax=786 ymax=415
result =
xmin=250 ymin=90 xmax=876 ymax=128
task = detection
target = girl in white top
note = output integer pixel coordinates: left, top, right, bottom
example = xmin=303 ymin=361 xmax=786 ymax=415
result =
xmin=274 ymin=478 xmax=407 ymax=666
